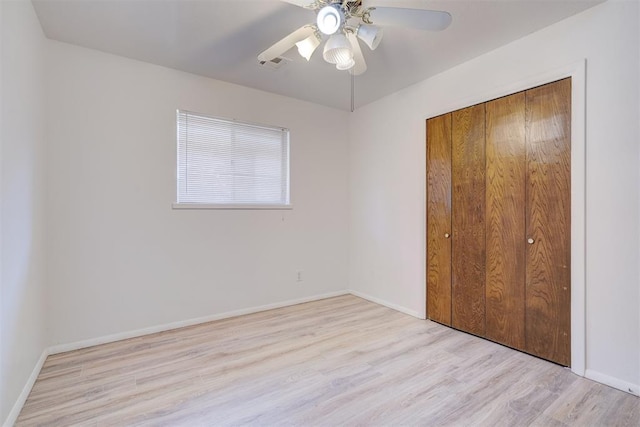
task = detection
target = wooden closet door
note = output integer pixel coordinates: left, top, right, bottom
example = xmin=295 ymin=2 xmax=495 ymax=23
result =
xmin=485 ymin=93 xmax=527 ymax=350
xmin=525 ymin=78 xmax=571 ymax=366
xmin=426 ymin=114 xmax=452 ymax=325
xmin=451 ymin=105 xmax=486 ymax=336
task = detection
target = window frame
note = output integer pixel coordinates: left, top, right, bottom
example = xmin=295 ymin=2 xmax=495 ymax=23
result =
xmin=172 ymin=109 xmax=292 ymax=210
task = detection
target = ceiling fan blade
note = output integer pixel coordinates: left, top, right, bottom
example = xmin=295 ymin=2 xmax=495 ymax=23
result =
xmin=368 ymin=7 xmax=452 ymax=31
xmin=258 ymin=25 xmax=316 ymax=62
xmin=279 ymin=0 xmax=317 ymax=8
xmin=347 ymin=33 xmax=367 ymax=76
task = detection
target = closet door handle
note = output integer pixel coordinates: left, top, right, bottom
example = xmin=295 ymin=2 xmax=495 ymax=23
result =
xmin=444 ymin=233 xmax=450 ymax=239
xmin=527 ymin=237 xmax=535 ymax=244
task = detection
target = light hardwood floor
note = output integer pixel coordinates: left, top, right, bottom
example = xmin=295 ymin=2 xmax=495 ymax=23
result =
xmin=17 ymin=295 xmax=639 ymax=426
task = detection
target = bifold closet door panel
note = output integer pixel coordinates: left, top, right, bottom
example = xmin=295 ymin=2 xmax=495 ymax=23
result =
xmin=525 ymin=78 xmax=571 ymax=366
xmin=451 ymin=105 xmax=486 ymax=336
xmin=485 ymin=93 xmax=527 ymax=350
xmin=426 ymin=114 xmax=452 ymax=325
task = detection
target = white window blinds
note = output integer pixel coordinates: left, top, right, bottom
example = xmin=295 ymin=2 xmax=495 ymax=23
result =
xmin=177 ymin=110 xmax=290 ymax=206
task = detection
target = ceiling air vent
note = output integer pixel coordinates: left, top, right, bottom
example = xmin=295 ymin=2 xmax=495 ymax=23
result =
xmin=258 ymin=56 xmax=288 ymax=70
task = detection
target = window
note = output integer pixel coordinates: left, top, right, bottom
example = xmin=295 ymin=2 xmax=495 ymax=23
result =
xmin=175 ymin=110 xmax=290 ymax=208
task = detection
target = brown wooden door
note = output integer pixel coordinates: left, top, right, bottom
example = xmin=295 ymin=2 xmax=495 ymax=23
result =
xmin=485 ymin=92 xmax=527 ymax=350
xmin=451 ymin=105 xmax=486 ymax=336
xmin=426 ymin=113 xmax=452 ymax=325
xmin=426 ymin=79 xmax=571 ymax=366
xmin=525 ymin=78 xmax=571 ymax=366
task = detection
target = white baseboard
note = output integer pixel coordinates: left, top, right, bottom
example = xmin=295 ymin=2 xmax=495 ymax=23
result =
xmin=348 ymin=289 xmax=425 ymax=319
xmin=49 ymin=290 xmax=349 ymax=355
xmin=585 ymin=369 xmax=640 ymax=396
xmin=3 ymin=348 xmax=49 ymax=427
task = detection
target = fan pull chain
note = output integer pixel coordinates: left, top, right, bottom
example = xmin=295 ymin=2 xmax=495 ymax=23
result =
xmin=350 ymin=72 xmax=355 ymax=112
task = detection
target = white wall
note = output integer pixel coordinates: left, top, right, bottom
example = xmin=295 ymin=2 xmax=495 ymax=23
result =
xmin=0 ymin=0 xmax=47 ymax=422
xmin=45 ymin=41 xmax=350 ymax=346
xmin=349 ymin=0 xmax=639 ymax=391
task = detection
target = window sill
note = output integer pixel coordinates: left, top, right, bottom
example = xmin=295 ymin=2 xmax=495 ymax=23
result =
xmin=172 ymin=203 xmax=293 ymax=210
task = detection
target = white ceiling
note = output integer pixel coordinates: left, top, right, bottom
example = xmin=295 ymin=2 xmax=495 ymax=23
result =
xmin=32 ymin=0 xmax=602 ymax=110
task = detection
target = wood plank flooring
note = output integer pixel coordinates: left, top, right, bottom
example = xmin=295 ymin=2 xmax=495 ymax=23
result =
xmin=16 ymin=295 xmax=639 ymax=426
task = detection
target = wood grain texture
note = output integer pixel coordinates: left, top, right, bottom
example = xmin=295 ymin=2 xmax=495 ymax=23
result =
xmin=451 ymin=104 xmax=486 ymax=336
xmin=485 ymin=92 xmax=527 ymax=350
xmin=16 ymin=296 xmax=639 ymax=426
xmin=426 ymin=113 xmax=452 ymax=325
xmin=525 ymin=78 xmax=572 ymax=366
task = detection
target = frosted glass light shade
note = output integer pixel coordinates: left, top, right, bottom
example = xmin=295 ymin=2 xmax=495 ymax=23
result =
xmin=295 ymin=34 xmax=321 ymax=61
xmin=356 ymin=24 xmax=383 ymax=50
xmin=323 ymin=33 xmax=353 ymax=65
xmin=336 ymin=58 xmax=355 ymax=71
xmin=317 ymin=5 xmax=343 ymax=35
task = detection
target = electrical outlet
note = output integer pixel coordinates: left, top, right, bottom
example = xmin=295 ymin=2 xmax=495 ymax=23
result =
xmin=296 ymin=271 xmax=303 ymax=282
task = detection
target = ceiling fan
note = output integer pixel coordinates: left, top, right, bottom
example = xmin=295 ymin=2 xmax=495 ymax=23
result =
xmin=258 ymin=0 xmax=452 ymax=75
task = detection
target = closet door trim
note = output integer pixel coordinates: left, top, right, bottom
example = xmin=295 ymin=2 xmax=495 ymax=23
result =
xmin=423 ymin=60 xmax=586 ymax=377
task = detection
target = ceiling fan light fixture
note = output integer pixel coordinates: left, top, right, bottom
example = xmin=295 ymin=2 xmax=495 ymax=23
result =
xmin=316 ymin=5 xmax=343 ymax=35
xmin=356 ymin=24 xmax=383 ymax=50
xmin=258 ymin=2 xmax=452 ymax=76
xmin=323 ymin=33 xmax=353 ymax=65
xmin=295 ymin=32 xmax=321 ymax=61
